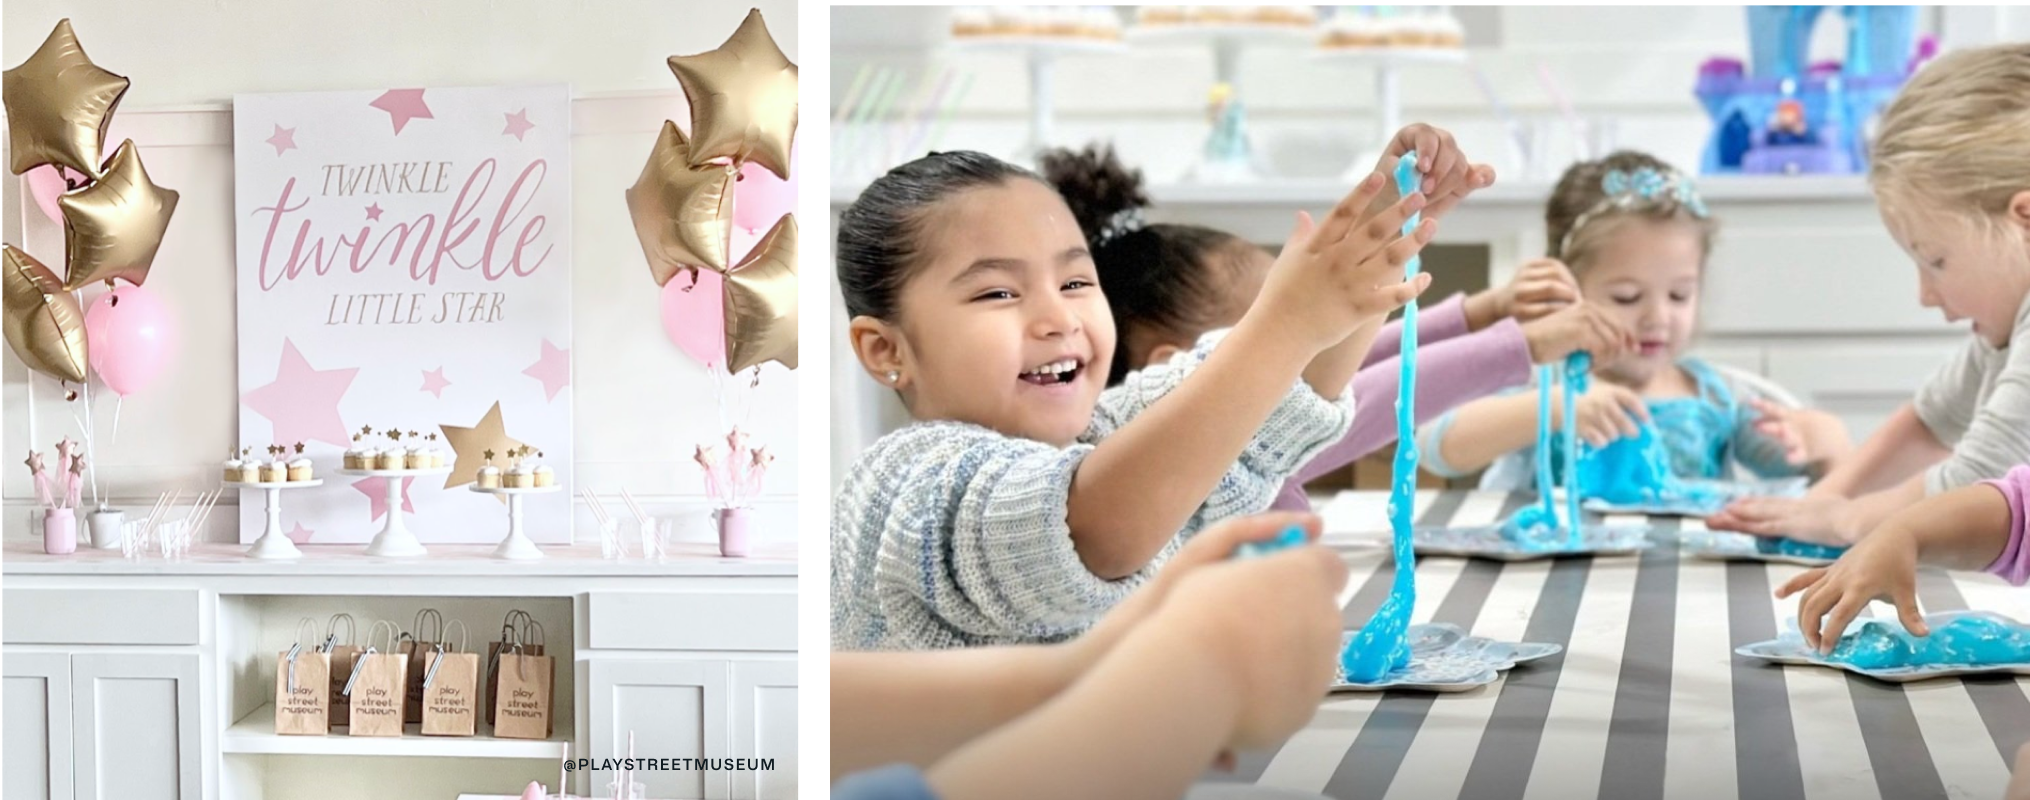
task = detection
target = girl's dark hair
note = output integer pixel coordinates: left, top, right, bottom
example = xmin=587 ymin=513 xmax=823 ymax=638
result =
xmin=836 ymin=150 xmax=1038 ymax=320
xmin=1039 ymin=143 xmax=1242 ymax=385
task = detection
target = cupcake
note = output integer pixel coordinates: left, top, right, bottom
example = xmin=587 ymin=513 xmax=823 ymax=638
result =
xmin=355 ymin=447 xmax=380 ymax=472
xmin=424 ymin=434 xmax=445 ymax=468
xmin=950 ymin=5 xmax=991 ymax=37
xmin=344 ymin=434 xmax=366 ymax=470
xmin=223 ymin=456 xmax=244 ymax=483
xmin=533 ymin=464 xmax=555 ymax=488
xmin=1136 ymin=5 xmax=1181 ymax=25
xmin=505 ymin=465 xmax=533 ymax=488
xmin=235 ymin=449 xmax=262 ymax=483
xmin=288 ymin=458 xmax=313 ymax=482
xmin=260 ymin=448 xmax=287 ymax=483
xmin=477 ymin=464 xmax=502 ymax=489
xmin=405 ymin=446 xmax=428 ymax=470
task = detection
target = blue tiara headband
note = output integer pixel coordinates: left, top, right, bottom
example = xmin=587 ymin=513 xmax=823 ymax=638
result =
xmin=1094 ymin=206 xmax=1147 ymax=247
xmin=1559 ymin=166 xmax=1710 ymax=257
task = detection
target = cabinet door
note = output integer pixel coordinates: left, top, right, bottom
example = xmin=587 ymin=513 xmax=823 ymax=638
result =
xmin=587 ymin=659 xmax=729 ymax=800
xmin=730 ymin=661 xmax=796 ymax=800
xmin=4 ymin=652 xmax=73 ymax=800
xmin=72 ymin=653 xmax=201 ymax=800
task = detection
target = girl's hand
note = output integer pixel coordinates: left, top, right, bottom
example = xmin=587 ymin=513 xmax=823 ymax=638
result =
xmin=1773 ymin=522 xmax=1928 ymax=653
xmin=1064 ymin=513 xmax=1322 ymax=679
xmin=1568 ymin=382 xmax=1650 ymax=447
xmin=1156 ymin=541 xmax=1348 ymax=751
xmin=1705 ymin=494 xmax=1859 ymax=546
xmin=1374 ymin=123 xmax=1496 ymax=219
xmin=2009 ymin=742 xmax=2030 ymax=800
xmin=1254 ymin=175 xmax=1435 ymax=353
xmin=1522 ymin=302 xmax=1636 ymax=365
xmin=1748 ymin=398 xmax=1812 ymax=465
xmin=1499 ymin=258 xmax=1582 ymax=322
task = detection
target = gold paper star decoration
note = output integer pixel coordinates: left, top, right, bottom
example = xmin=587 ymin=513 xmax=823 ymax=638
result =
xmin=723 ymin=214 xmax=797 ymax=372
xmin=3 ymin=19 xmax=129 ymax=179
xmin=666 ymin=8 xmax=798 ymax=181
xmin=2 ymin=245 xmax=89 ymax=384
xmin=58 ymin=140 xmax=179 ymax=290
xmin=438 ymin=402 xmax=528 ymax=490
xmin=625 ymin=120 xmax=738 ymax=282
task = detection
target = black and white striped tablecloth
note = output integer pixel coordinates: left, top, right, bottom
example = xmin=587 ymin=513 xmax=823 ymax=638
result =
xmin=1210 ymin=490 xmax=2030 ymax=800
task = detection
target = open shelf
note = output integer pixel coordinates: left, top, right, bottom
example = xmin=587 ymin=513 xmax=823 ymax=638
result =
xmin=224 ymin=704 xmax=569 ymax=759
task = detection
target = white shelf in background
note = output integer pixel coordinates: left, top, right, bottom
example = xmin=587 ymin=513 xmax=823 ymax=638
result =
xmin=223 ymin=704 xmax=569 ymax=759
xmin=1125 ymin=24 xmax=1316 ymax=46
xmin=946 ymin=36 xmax=1126 ymax=56
xmin=1310 ymin=46 xmax=1468 ymax=65
xmin=833 ymin=175 xmax=1875 ymax=209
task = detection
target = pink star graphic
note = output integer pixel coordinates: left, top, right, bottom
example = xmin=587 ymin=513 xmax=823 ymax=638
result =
xmin=420 ymin=367 xmax=450 ymax=399
xmin=352 ymin=477 xmax=417 ymax=521
xmin=242 ymin=339 xmax=357 ymax=447
xmin=368 ymin=89 xmax=433 ymax=135
xmin=523 ymin=339 xmax=571 ymax=402
xmin=265 ymin=124 xmax=297 ymax=156
xmin=365 ymin=203 xmax=384 ymax=221
xmin=503 ymin=108 xmax=535 ymax=141
xmin=285 ymin=522 xmax=314 ymax=544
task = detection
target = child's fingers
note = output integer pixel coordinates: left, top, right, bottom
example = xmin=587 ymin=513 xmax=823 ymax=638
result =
xmin=1894 ymin=587 xmax=1929 ymax=637
xmin=1775 ymin=567 xmax=1827 ymax=599
xmin=1344 ymin=192 xmax=1429 ymax=264
xmin=1428 ymin=144 xmax=1462 ymax=194
xmin=1615 ymin=390 xmax=1652 ymax=423
xmin=1312 ymin=172 xmax=1389 ymax=253
xmin=1818 ymin=597 xmax=1868 ymax=655
xmin=1359 ymin=217 xmax=1437 ymax=279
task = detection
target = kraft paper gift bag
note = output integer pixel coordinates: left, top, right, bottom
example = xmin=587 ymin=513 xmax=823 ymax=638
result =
xmin=420 ymin=620 xmax=479 ymax=737
xmin=345 ymin=621 xmax=408 ymax=736
xmin=401 ymin=608 xmax=444 ymax=722
xmin=485 ymin=612 xmax=545 ymax=726
xmin=324 ymin=613 xmax=361 ymax=730
xmin=274 ymin=619 xmax=329 ymax=736
xmin=491 ymin=645 xmax=554 ymax=740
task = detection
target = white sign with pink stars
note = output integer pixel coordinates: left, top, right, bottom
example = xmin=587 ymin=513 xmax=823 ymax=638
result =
xmin=231 ymin=85 xmax=573 ymax=546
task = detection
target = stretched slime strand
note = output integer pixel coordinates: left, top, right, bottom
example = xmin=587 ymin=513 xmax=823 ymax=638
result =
xmin=1342 ymin=153 xmax=1423 ymax=682
xmin=1562 ymin=351 xmax=1591 ymax=545
xmin=1502 ymin=364 xmax=1560 ymax=541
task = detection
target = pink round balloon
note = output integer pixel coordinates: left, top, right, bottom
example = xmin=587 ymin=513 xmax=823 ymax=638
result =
xmin=25 ymin=165 xmax=66 ymax=225
xmin=732 ymin=144 xmax=797 ymax=235
xmin=661 ymin=268 xmax=727 ymax=370
xmin=84 ymin=285 xmax=176 ymax=396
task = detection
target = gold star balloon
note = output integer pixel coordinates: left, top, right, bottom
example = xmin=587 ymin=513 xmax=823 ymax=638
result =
xmin=666 ymin=8 xmax=798 ymax=181
xmin=2 ymin=245 xmax=89 ymax=384
xmin=722 ymin=214 xmax=797 ymax=372
xmin=3 ymin=19 xmax=129 ymax=179
xmin=438 ymin=402 xmax=529 ymax=490
xmin=625 ymin=120 xmax=738 ymax=282
xmin=58 ymin=140 xmax=179 ymax=290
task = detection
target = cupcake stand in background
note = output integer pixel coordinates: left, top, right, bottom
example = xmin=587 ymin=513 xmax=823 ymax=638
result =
xmin=946 ymin=32 xmax=1124 ymax=165
xmin=339 ymin=464 xmax=454 ymax=557
xmin=471 ymin=483 xmax=563 ymax=560
xmin=1127 ymin=19 xmax=1312 ymax=182
xmin=1313 ymin=45 xmax=1465 ymax=181
xmin=238 ymin=478 xmax=324 ymax=559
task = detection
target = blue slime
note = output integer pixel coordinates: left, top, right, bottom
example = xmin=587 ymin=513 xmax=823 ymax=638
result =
xmin=1233 ymin=525 xmax=1308 ymax=559
xmin=1754 ymin=536 xmax=1849 ymax=560
xmin=1500 ymin=354 xmax=1593 ymax=549
xmin=1562 ymin=352 xmax=1590 ymax=547
xmin=1504 ymin=365 xmax=1560 ymax=539
xmin=1825 ymin=615 xmax=2030 ymax=670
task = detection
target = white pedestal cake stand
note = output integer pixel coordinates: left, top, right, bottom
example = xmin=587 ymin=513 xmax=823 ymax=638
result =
xmin=468 ymin=483 xmax=561 ymax=560
xmin=232 ymin=479 xmax=323 ymax=560
xmin=339 ymin=467 xmax=452 ymax=557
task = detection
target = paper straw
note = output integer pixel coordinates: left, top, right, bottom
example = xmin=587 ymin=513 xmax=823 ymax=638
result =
xmin=839 ymin=66 xmax=898 ymax=178
xmin=859 ymin=69 xmax=910 ymax=171
xmin=619 ymin=488 xmax=649 ymax=525
xmin=1464 ymin=60 xmax=1528 ymax=155
xmin=922 ymin=71 xmax=976 ymax=155
xmin=901 ymin=68 xmax=958 ymax=160
xmin=1534 ymin=61 xmax=1587 ymax=160
xmin=891 ymin=66 xmax=954 ymax=165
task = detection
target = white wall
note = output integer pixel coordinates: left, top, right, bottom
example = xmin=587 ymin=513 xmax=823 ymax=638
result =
xmin=2 ymin=0 xmax=801 ymax=543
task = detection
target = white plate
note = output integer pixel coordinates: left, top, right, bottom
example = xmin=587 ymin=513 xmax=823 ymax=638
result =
xmin=1737 ymin=610 xmax=2030 ymax=683
xmin=1331 ymin=623 xmax=1562 ymax=693
xmin=1412 ymin=524 xmax=1655 ymax=561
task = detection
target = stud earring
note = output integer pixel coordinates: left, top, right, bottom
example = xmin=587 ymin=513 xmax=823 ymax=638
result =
xmin=886 ymin=371 xmax=900 ymax=385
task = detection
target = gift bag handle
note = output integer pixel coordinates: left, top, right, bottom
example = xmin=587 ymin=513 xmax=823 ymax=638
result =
xmin=423 ymin=620 xmax=472 ymax=691
xmin=367 ymin=619 xmax=400 ymax=653
xmin=286 ymin=617 xmax=318 ymax=694
xmin=522 ymin=619 xmax=545 ymax=648
xmin=324 ymin=612 xmax=357 ymax=652
xmin=412 ymin=608 xmax=443 ymax=642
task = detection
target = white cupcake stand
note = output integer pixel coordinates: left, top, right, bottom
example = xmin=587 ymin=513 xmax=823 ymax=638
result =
xmin=1310 ymin=47 xmax=1468 ymax=181
xmin=234 ymin=478 xmax=322 ymax=560
xmin=947 ymin=37 xmax=1125 ymax=164
xmin=1126 ymin=24 xmax=1313 ymax=182
xmin=468 ymin=483 xmax=561 ymax=560
xmin=338 ymin=466 xmax=452 ymax=557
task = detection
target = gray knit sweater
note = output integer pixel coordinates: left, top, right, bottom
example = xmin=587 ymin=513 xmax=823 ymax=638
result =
xmin=830 ymin=331 xmax=1356 ymax=651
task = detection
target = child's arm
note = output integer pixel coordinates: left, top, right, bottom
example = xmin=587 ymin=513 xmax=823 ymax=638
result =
xmin=1068 ymin=181 xmax=1432 ymax=579
xmin=1808 ymin=404 xmax=1951 ymax=498
xmin=832 ymin=647 xmax=1077 ymax=780
xmin=1423 ymin=380 xmax=1650 ymax=476
xmin=926 ymin=542 xmax=1347 ymax=800
xmin=1773 ymin=469 xmax=2022 ymax=653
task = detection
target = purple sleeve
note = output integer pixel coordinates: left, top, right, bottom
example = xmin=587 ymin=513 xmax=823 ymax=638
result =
xmin=1363 ymin=293 xmax=1475 ymax=370
xmin=1272 ymin=317 xmax=1536 ymax=511
xmin=1981 ymin=464 xmax=2030 ymax=585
